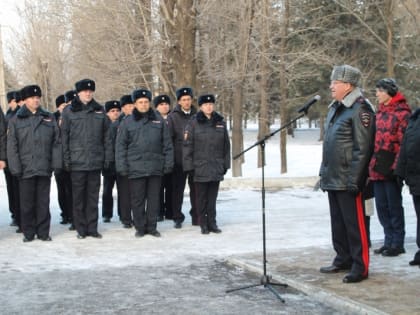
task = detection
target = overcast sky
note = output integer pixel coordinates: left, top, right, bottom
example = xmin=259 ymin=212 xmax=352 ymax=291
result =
xmin=0 ymin=0 xmax=24 ymax=62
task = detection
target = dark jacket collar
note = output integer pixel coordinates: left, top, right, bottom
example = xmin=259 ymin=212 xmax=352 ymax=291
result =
xmin=196 ymin=111 xmax=224 ymax=124
xmin=70 ymin=96 xmax=103 ymax=112
xmin=132 ymin=108 xmax=157 ymax=121
xmin=6 ymin=105 xmax=20 ymax=115
xmin=411 ymin=108 xmax=420 ymax=120
xmin=16 ymin=104 xmax=50 ymax=118
xmin=172 ymin=104 xmax=197 ymax=116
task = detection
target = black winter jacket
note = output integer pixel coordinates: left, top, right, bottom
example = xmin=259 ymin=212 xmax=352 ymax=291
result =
xmin=396 ymin=109 xmax=420 ymax=195
xmin=5 ymin=106 xmax=20 ymax=128
xmin=167 ymin=104 xmax=197 ymax=167
xmin=320 ymin=88 xmax=375 ymax=191
xmin=6 ymin=105 xmax=61 ymax=178
xmin=115 ymin=108 xmax=173 ymax=179
xmin=61 ymin=97 xmax=112 ymax=171
xmin=0 ymin=109 xmax=6 ymax=161
xmin=183 ymin=111 xmax=231 ymax=182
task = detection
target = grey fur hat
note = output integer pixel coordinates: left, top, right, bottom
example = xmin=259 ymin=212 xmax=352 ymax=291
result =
xmin=330 ymin=65 xmax=362 ymax=87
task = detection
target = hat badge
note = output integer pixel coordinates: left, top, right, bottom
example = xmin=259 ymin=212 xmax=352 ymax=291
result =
xmin=207 ymin=96 xmax=210 ymax=100
xmin=162 ymin=97 xmax=165 ymax=100
xmin=88 ymin=83 xmax=91 ymax=86
xmin=184 ymin=89 xmax=187 ymax=93
xmin=142 ymin=91 xmax=145 ymax=95
xmin=34 ymin=88 xmax=37 ymax=92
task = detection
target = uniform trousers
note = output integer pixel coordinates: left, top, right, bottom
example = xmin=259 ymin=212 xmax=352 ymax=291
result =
xmin=55 ymin=170 xmax=73 ymax=222
xmin=171 ymin=166 xmax=197 ymax=224
xmin=195 ymin=181 xmax=220 ymax=229
xmin=4 ymin=168 xmax=21 ymax=226
xmin=19 ymin=176 xmax=51 ymax=239
xmin=159 ymin=172 xmax=173 ymax=219
xmin=328 ymin=191 xmax=369 ymax=276
xmin=116 ymin=174 xmax=132 ymax=225
xmin=71 ymin=170 xmax=101 ymax=236
xmin=102 ymin=174 xmax=119 ymax=219
xmin=129 ymin=176 xmax=161 ymax=233
xmin=412 ymin=195 xmax=420 ymax=261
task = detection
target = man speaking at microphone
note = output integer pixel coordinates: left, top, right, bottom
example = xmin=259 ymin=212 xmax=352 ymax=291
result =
xmin=319 ymin=65 xmax=375 ymax=283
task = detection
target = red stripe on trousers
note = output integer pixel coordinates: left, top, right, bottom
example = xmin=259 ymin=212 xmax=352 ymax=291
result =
xmin=356 ymin=193 xmax=369 ymax=276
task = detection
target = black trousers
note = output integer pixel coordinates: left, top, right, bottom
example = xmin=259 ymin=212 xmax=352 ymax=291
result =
xmin=328 ymin=191 xmax=369 ymax=276
xmin=4 ymin=168 xmax=21 ymax=226
xmin=55 ymin=170 xmax=73 ymax=221
xmin=159 ymin=173 xmax=173 ymax=219
xmin=71 ymin=171 xmax=101 ymax=236
xmin=412 ymin=195 xmax=420 ymax=261
xmin=129 ymin=176 xmax=161 ymax=233
xmin=19 ymin=176 xmax=51 ymax=239
xmin=171 ymin=166 xmax=197 ymax=223
xmin=195 ymin=181 xmax=220 ymax=229
xmin=102 ymin=174 xmax=119 ymax=219
xmin=116 ymin=174 xmax=132 ymax=225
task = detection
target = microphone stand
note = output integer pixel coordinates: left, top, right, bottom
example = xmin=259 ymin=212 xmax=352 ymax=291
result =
xmin=226 ymin=110 xmax=308 ymax=303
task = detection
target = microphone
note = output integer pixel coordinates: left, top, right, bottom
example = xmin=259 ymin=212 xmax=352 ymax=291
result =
xmin=297 ymin=95 xmax=321 ymax=113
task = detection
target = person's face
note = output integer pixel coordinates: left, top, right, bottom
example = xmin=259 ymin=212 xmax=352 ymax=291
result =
xmin=200 ymin=103 xmax=214 ymax=117
xmin=179 ymin=95 xmax=192 ymax=111
xmin=58 ymin=103 xmax=68 ymax=113
xmin=107 ymin=108 xmax=121 ymax=121
xmin=78 ymin=89 xmax=94 ymax=104
xmin=329 ymin=80 xmax=352 ymax=102
xmin=376 ymin=88 xmax=392 ymax=105
xmin=135 ymin=98 xmax=150 ymax=113
xmin=25 ymin=96 xmax=41 ymax=112
xmin=122 ymin=103 xmax=134 ymax=116
xmin=8 ymin=99 xmax=17 ymax=110
xmin=156 ymin=102 xmax=170 ymax=116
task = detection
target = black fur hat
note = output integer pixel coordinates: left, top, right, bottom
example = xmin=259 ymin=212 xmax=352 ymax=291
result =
xmin=15 ymin=90 xmax=22 ymax=103
xmin=64 ymin=90 xmax=77 ymax=103
xmin=153 ymin=94 xmax=171 ymax=107
xmin=75 ymin=79 xmax=96 ymax=92
xmin=176 ymin=87 xmax=193 ymax=100
xmin=132 ymin=88 xmax=152 ymax=102
xmin=6 ymin=91 xmax=17 ymax=103
xmin=105 ymin=100 xmax=121 ymax=112
xmin=120 ymin=94 xmax=133 ymax=107
xmin=55 ymin=95 xmax=66 ymax=107
xmin=20 ymin=85 xmax=42 ymax=100
xmin=198 ymin=94 xmax=216 ymax=106
xmin=376 ymin=78 xmax=398 ymax=97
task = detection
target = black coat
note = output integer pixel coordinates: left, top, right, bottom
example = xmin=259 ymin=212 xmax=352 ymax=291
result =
xmin=396 ymin=108 xmax=420 ymax=195
xmin=61 ymin=97 xmax=112 ymax=171
xmin=102 ymin=117 xmax=121 ymax=177
xmin=0 ymin=109 xmax=6 ymax=161
xmin=167 ymin=104 xmax=197 ymax=167
xmin=320 ymin=88 xmax=375 ymax=191
xmin=183 ymin=111 xmax=230 ymax=182
xmin=115 ymin=108 xmax=173 ymax=179
xmin=6 ymin=105 xmax=61 ymax=178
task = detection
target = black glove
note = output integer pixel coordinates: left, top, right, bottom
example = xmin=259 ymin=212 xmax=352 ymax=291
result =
xmin=395 ymin=176 xmax=404 ymax=189
xmin=347 ymin=185 xmax=360 ymax=196
xmin=64 ymin=163 xmax=71 ymax=172
xmin=223 ymin=168 xmax=228 ymax=175
xmin=54 ymin=168 xmax=62 ymax=175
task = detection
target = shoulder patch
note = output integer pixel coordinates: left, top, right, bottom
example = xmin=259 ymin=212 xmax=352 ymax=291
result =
xmin=95 ymin=111 xmax=103 ymax=114
xmin=359 ymin=111 xmax=371 ymax=128
xmin=43 ymin=118 xmax=52 ymax=122
xmin=152 ymin=120 xmax=161 ymax=124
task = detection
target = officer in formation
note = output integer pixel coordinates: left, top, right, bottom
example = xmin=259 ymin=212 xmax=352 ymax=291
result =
xmin=7 ymin=85 xmax=61 ymax=242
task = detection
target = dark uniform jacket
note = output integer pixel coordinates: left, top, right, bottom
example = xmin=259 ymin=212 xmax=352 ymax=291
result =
xmin=6 ymin=105 xmax=61 ymax=179
xmin=5 ymin=106 xmax=20 ymax=128
xmin=115 ymin=108 xmax=173 ymax=179
xmin=320 ymin=88 xmax=375 ymax=191
xmin=61 ymin=97 xmax=111 ymax=171
xmin=167 ymin=104 xmax=197 ymax=168
xmin=396 ymin=109 xmax=420 ymax=195
xmin=0 ymin=109 xmax=6 ymax=161
xmin=183 ymin=111 xmax=231 ymax=182
xmin=102 ymin=116 xmax=123 ymax=177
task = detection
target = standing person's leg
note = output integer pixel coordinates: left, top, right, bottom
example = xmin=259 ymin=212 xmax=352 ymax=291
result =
xmin=130 ymin=178 xmax=147 ymax=236
xmin=35 ymin=176 xmax=52 ymax=240
xmin=373 ymin=181 xmax=393 ymax=252
xmin=171 ymin=166 xmax=187 ymax=227
xmin=207 ymin=181 xmax=221 ymax=233
xmin=102 ymin=175 xmax=115 ymax=222
xmin=4 ymin=168 xmax=16 ymax=224
xmin=71 ymin=171 xmax=88 ymax=237
xmin=383 ymin=180 xmax=405 ymax=253
xmin=188 ymin=172 xmax=199 ymax=225
xmin=86 ymin=170 xmax=101 ymax=237
xmin=157 ymin=175 xmax=165 ymax=221
xmin=63 ymin=171 xmax=73 ymax=224
xmin=145 ymin=175 xmax=162 ymax=235
xmin=410 ymin=195 xmax=420 ymax=265
xmin=164 ymin=172 xmax=173 ymax=219
xmin=117 ymin=175 xmax=132 ymax=227
xmin=195 ymin=182 xmax=209 ymax=234
xmin=19 ymin=178 xmax=37 ymax=241
xmin=55 ymin=172 xmax=67 ymax=224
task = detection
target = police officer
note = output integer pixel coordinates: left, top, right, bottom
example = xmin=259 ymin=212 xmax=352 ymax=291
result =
xmin=102 ymin=100 xmax=121 ymax=223
xmin=4 ymin=90 xmax=21 ymax=231
xmin=116 ymin=88 xmax=173 ymax=237
xmin=54 ymin=94 xmax=73 ymax=225
xmin=116 ymin=95 xmax=135 ymax=228
xmin=167 ymin=87 xmax=197 ymax=228
xmin=153 ymin=94 xmax=173 ymax=221
xmin=61 ymin=79 xmax=112 ymax=239
xmin=0 ymin=103 xmax=6 ymax=174
xmin=183 ymin=94 xmax=230 ymax=234
xmin=7 ymin=85 xmax=61 ymax=242
xmin=319 ymin=65 xmax=375 ymax=283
